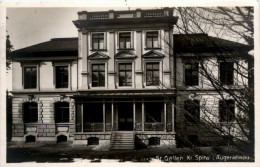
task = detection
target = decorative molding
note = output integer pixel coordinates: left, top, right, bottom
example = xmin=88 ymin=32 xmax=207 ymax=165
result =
xmin=135 ymin=70 xmax=143 ymax=74
xmin=88 ymin=52 xmax=110 ymax=60
xmin=115 ymin=51 xmax=137 ymax=59
xmin=81 ymin=71 xmax=89 ymax=75
xmin=108 ymin=71 xmax=116 ymax=75
xmin=142 ymin=50 xmax=164 ymax=58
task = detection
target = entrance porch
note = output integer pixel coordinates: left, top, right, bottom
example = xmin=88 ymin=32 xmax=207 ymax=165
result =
xmin=75 ymin=98 xmax=174 ymax=133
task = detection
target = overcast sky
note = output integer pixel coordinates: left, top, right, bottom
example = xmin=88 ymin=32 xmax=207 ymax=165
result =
xmin=7 ymin=7 xmax=136 ymax=50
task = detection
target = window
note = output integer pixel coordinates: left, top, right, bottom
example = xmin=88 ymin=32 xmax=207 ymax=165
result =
xmin=220 ymin=62 xmax=234 ymax=85
xmin=146 ymin=31 xmax=159 ymax=48
xmin=55 ymin=102 xmax=70 ymax=123
xmin=219 ymin=100 xmax=235 ymax=122
xmin=24 ymin=66 xmax=37 ymax=89
xmin=185 ymin=63 xmax=199 ymax=86
xmin=146 ymin=62 xmax=160 ymax=86
xmin=92 ymin=64 xmax=105 ymax=87
xmin=119 ymin=32 xmax=131 ymax=49
xmin=149 ymin=137 xmax=160 ymax=146
xmin=88 ymin=137 xmax=99 ymax=145
xmin=55 ymin=66 xmax=68 ymax=88
xmin=119 ymin=63 xmax=132 ymax=86
xmin=23 ymin=102 xmax=38 ymax=123
xmin=92 ymin=33 xmax=104 ymax=50
xmin=184 ymin=100 xmax=200 ymax=123
xmin=145 ymin=102 xmax=163 ymax=122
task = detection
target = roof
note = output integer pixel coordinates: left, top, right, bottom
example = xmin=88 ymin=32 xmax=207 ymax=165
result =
xmin=174 ymin=34 xmax=251 ymax=53
xmin=12 ymin=38 xmax=78 ymax=59
xmin=11 ymin=34 xmax=250 ymax=59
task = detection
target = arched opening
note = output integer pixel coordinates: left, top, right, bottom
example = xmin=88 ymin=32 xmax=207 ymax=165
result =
xmin=25 ymin=135 xmax=36 ymax=143
xmin=57 ymin=135 xmax=67 ymax=143
xmin=149 ymin=137 xmax=160 ymax=146
xmin=88 ymin=137 xmax=99 ymax=145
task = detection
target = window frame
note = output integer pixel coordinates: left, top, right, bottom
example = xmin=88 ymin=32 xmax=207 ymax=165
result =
xmin=117 ymin=31 xmax=134 ymax=50
xmin=184 ymin=62 xmax=199 ymax=86
xmin=53 ymin=63 xmax=71 ymax=90
xmin=90 ymin=63 xmax=106 ymax=88
xmin=91 ymin=32 xmax=106 ymax=51
xmin=116 ymin=61 xmax=134 ymax=88
xmin=219 ymin=99 xmax=235 ymax=123
xmin=145 ymin=61 xmax=161 ymax=87
xmin=219 ymin=61 xmax=234 ymax=86
xmin=184 ymin=99 xmax=200 ymax=123
xmin=145 ymin=30 xmax=161 ymax=49
xmin=55 ymin=102 xmax=70 ymax=123
xmin=55 ymin=65 xmax=69 ymax=89
xmin=22 ymin=65 xmax=38 ymax=90
xmin=23 ymin=102 xmax=38 ymax=123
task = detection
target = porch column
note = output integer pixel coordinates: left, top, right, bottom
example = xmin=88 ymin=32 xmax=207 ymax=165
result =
xmin=103 ymin=101 xmax=105 ymax=132
xmin=133 ymin=100 xmax=136 ymax=131
xmin=111 ymin=100 xmax=114 ymax=131
xmin=81 ymin=104 xmax=84 ymax=132
xmin=142 ymin=99 xmax=144 ymax=131
xmin=172 ymin=102 xmax=175 ymax=132
xmin=164 ymin=102 xmax=167 ymax=132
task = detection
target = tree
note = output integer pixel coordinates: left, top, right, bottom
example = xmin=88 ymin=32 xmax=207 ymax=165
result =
xmin=157 ymin=7 xmax=254 ymax=158
xmin=6 ymin=17 xmax=13 ymax=70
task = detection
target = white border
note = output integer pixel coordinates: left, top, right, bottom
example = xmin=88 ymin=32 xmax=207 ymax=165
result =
xmin=0 ymin=1 xmax=259 ymax=167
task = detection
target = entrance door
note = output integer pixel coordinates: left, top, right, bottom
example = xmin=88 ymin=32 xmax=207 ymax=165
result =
xmin=118 ymin=103 xmax=133 ymax=131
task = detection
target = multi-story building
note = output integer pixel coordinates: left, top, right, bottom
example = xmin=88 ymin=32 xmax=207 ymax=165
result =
xmin=11 ymin=8 xmax=250 ymax=149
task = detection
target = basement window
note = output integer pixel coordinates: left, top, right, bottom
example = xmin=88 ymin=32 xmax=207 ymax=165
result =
xmin=88 ymin=137 xmax=99 ymax=145
xmin=149 ymin=137 xmax=160 ymax=146
xmin=25 ymin=135 xmax=36 ymax=143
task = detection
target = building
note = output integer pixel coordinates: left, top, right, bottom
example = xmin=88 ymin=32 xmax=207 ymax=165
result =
xmin=10 ymin=8 xmax=251 ymax=149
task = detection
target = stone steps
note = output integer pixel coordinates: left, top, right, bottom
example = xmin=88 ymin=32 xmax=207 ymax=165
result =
xmin=110 ymin=131 xmax=135 ymax=150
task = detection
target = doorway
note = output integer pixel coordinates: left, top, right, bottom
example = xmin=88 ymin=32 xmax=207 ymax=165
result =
xmin=117 ymin=102 xmax=133 ymax=131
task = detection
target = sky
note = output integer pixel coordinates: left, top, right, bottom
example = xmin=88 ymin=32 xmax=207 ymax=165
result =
xmin=7 ymin=7 xmax=132 ymax=50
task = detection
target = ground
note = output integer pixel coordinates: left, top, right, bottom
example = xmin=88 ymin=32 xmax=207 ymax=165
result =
xmin=6 ymin=142 xmax=254 ymax=163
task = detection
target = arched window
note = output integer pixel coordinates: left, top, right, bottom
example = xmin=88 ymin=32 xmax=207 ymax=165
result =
xmin=55 ymin=102 xmax=70 ymax=123
xmin=23 ymin=102 xmax=38 ymax=123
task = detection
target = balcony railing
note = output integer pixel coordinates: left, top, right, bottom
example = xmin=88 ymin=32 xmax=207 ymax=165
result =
xmin=88 ymin=12 xmax=109 ymax=20
xmin=83 ymin=123 xmax=103 ymax=132
xmin=144 ymin=122 xmax=165 ymax=131
xmin=143 ymin=10 xmax=164 ymax=18
xmin=80 ymin=8 xmax=173 ymax=21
